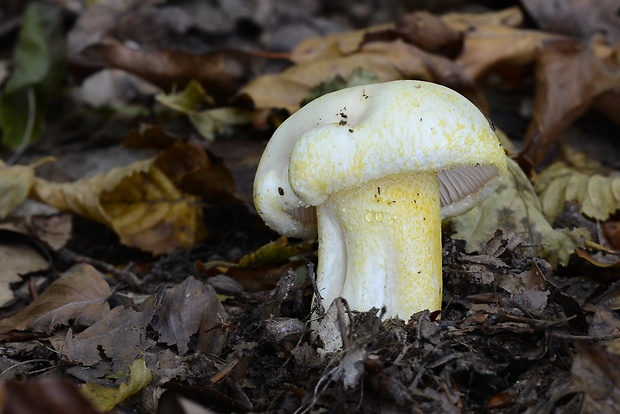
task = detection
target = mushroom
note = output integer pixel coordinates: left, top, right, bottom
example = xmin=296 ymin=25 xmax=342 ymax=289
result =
xmin=253 ymin=80 xmax=507 ymax=319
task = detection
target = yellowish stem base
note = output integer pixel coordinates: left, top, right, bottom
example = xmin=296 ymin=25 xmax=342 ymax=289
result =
xmin=316 ymin=171 xmax=442 ymax=319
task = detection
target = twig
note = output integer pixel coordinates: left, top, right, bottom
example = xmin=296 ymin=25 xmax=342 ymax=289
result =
xmin=59 ymin=248 xmax=141 ymax=288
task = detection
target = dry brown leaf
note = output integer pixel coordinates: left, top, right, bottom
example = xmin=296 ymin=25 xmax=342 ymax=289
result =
xmin=154 ymin=143 xmax=240 ymax=203
xmin=67 ymin=5 xmax=253 ymax=101
xmin=603 ymin=221 xmax=620 ymax=250
xmin=457 ymin=25 xmax=556 ymax=80
xmin=522 ymin=0 xmax=620 ymax=45
xmin=152 ymin=276 xmax=227 ymax=356
xmin=31 ymin=145 xmax=208 ymax=255
xmin=289 ymin=23 xmax=394 ymax=64
xmin=241 ymin=38 xmax=479 ymax=113
xmin=0 ymin=214 xmax=72 ymax=251
xmin=0 ymin=264 xmax=111 ymax=334
xmin=0 ymin=231 xmax=50 ymax=307
xmin=63 ymin=300 xmax=155 ymax=372
xmin=534 ymin=147 xmax=620 ymax=222
xmin=524 ymin=38 xmax=620 ymax=164
xmin=441 ymin=6 xmax=524 ymax=32
xmin=572 ymin=345 xmax=620 ymax=414
xmin=395 ymin=11 xmax=463 ymax=58
xmin=0 ymin=378 xmax=100 ymax=414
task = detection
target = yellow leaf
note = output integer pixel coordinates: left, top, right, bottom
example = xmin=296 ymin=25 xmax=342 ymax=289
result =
xmin=534 ymin=147 xmax=620 ymax=222
xmin=238 ymin=236 xmax=314 ymax=268
xmin=81 ymin=357 xmax=152 ymax=412
xmin=0 ymin=157 xmax=53 ymax=219
xmin=449 ymin=158 xmax=577 ymax=266
xmin=156 ymin=80 xmax=251 ymax=140
xmin=31 ymin=154 xmax=206 ymax=255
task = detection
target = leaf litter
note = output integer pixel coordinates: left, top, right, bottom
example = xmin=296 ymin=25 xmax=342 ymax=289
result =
xmin=1 ymin=0 xmax=620 ymax=413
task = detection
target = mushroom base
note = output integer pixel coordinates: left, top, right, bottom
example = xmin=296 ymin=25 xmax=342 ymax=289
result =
xmin=315 ymin=172 xmax=442 ymax=320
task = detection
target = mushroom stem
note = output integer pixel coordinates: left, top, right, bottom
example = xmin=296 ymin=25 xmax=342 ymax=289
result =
xmin=316 ymin=171 xmax=442 ymax=319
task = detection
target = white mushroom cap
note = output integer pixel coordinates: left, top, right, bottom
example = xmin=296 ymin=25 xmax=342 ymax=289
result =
xmin=253 ymin=80 xmax=507 ymax=239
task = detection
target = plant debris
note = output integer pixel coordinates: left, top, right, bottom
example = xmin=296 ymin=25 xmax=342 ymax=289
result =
xmin=1 ymin=1 xmax=620 ymax=413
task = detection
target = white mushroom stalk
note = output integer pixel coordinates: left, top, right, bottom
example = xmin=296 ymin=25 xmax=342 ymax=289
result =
xmin=254 ymin=80 xmax=507 ymax=320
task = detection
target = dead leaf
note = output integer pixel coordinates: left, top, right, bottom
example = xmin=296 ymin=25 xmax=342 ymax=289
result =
xmin=572 ymin=345 xmax=620 ymax=414
xmin=449 ymin=158 xmax=577 ymax=266
xmin=0 ymin=158 xmax=53 ymax=219
xmin=0 ymin=264 xmax=110 ymax=334
xmin=124 ymin=124 xmax=181 ymax=150
xmin=67 ymin=5 xmax=253 ymax=101
xmin=155 ymin=80 xmax=254 ymax=141
xmin=0 ymin=161 xmax=35 ymax=220
xmin=81 ymin=357 xmax=152 ymax=412
xmin=237 ymin=236 xmax=314 ymax=269
xmin=152 ymin=276 xmax=227 ymax=356
xmin=395 ymin=11 xmax=463 ymax=58
xmin=534 ymin=146 xmax=620 ymax=222
xmin=196 ymin=283 xmax=229 ymax=356
xmin=441 ymin=6 xmax=524 ymax=31
xmin=0 ymin=378 xmax=100 ymax=414
xmin=497 ymin=268 xmax=549 ymax=316
xmin=522 ymin=0 xmax=620 ymax=44
xmin=240 ymin=34 xmax=480 ymax=113
xmin=457 ymin=25 xmax=555 ymax=80
xmin=588 ymin=305 xmax=620 ymax=337
xmin=154 ymin=142 xmax=240 ymax=203
xmin=0 ymin=230 xmax=50 ymax=307
xmin=524 ymin=38 xmax=620 ymax=164
xmin=0 ymin=214 xmax=72 ymax=251
xmin=576 ymin=249 xmax=620 ymax=268
xmin=603 ymin=221 xmax=620 ymax=250
xmin=63 ymin=299 xmax=155 ymax=372
xmin=31 ymin=145 xmax=208 ymax=255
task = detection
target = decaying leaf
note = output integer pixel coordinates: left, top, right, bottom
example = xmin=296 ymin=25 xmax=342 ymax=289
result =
xmin=67 ymin=5 xmax=253 ymax=101
xmin=31 ymin=145 xmax=208 ymax=255
xmin=0 ymin=214 xmax=72 ymax=251
xmin=1 ymin=378 xmax=100 ymax=414
xmin=572 ymin=345 xmax=620 ymax=414
xmin=535 ymin=146 xmax=620 ymax=222
xmin=0 ymin=230 xmax=50 ymax=308
xmin=0 ymin=161 xmax=36 ymax=219
xmin=240 ymin=28 xmax=479 ymax=113
xmin=449 ymin=158 xmax=577 ymax=266
xmin=156 ymin=80 xmax=253 ymax=140
xmin=0 ymin=264 xmax=111 ymax=334
xmin=522 ymin=0 xmax=620 ymax=44
xmin=81 ymin=357 xmax=152 ymax=412
xmin=152 ymin=276 xmax=227 ymax=356
xmin=457 ymin=25 xmax=556 ymax=80
xmin=524 ymin=38 xmax=620 ymax=164
xmin=0 ymin=157 xmax=54 ymax=219
xmin=237 ymin=236 xmax=314 ymax=269
xmin=63 ymin=298 xmax=155 ymax=372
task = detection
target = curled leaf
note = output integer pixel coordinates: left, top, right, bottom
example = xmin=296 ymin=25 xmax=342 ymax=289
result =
xmin=449 ymin=158 xmax=577 ymax=266
xmin=534 ymin=147 xmax=620 ymax=222
xmin=81 ymin=357 xmax=152 ymax=412
xmin=31 ymin=146 xmax=208 ymax=255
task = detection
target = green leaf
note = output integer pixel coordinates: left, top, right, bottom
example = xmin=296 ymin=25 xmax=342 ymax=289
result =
xmin=448 ymin=158 xmax=577 ymax=266
xmin=0 ymin=3 xmax=66 ymax=150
